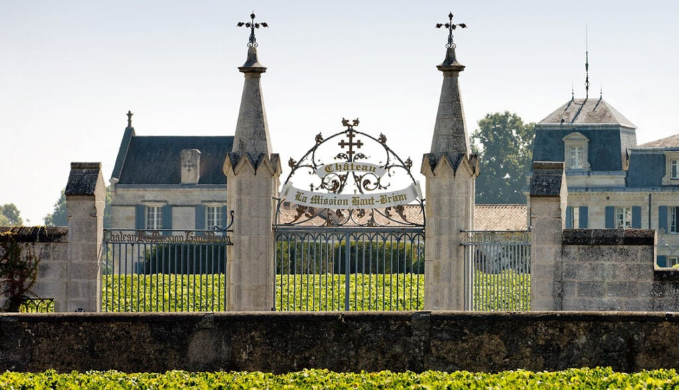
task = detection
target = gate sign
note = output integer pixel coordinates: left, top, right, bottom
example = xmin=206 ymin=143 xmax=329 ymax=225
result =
xmin=281 ymin=181 xmax=422 ymax=210
xmin=316 ymin=162 xmax=387 ymax=179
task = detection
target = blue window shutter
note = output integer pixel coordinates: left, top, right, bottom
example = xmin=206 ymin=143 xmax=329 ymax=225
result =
xmin=658 ymin=255 xmax=667 ymax=268
xmin=605 ymin=206 xmax=615 ymax=228
xmin=195 ymin=205 xmax=206 ymax=231
xmin=632 ymin=206 xmax=641 ymax=228
xmin=221 ymin=206 xmax=228 ymax=229
xmin=162 ymin=205 xmax=172 ymax=230
xmin=579 ymin=206 xmax=588 ymax=228
xmin=659 ymin=206 xmax=668 ymax=233
xmin=135 ymin=205 xmax=145 ymax=229
xmin=565 ymin=207 xmax=573 ymax=229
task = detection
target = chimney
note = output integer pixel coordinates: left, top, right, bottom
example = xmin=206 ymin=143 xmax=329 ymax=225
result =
xmin=180 ymin=149 xmax=201 ymax=184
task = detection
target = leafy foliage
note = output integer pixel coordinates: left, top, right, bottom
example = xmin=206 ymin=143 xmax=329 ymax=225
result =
xmin=473 ymin=270 xmax=530 ymax=311
xmin=1 ymin=368 xmax=679 ymax=388
xmin=102 ymin=273 xmax=227 ymax=312
xmin=102 ymin=272 xmax=530 ymax=312
xmin=0 ymin=204 xmax=23 ymax=226
xmin=142 ymin=244 xmax=226 ymax=275
xmin=276 ymin=240 xmax=424 ymax=274
xmin=471 ymin=112 xmax=535 ymax=204
xmin=276 ymin=273 xmax=425 ymax=311
xmin=44 ymin=186 xmax=112 ymax=227
xmin=43 ymin=190 xmax=67 ymax=226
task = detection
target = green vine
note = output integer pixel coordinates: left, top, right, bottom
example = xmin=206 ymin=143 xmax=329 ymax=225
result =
xmin=0 ymin=228 xmax=42 ymax=312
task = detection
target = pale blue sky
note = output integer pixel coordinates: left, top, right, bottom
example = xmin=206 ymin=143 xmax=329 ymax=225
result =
xmin=1 ymin=1 xmax=678 ymax=224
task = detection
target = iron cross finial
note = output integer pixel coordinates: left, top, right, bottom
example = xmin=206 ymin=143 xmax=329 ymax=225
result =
xmin=237 ymin=11 xmax=268 ymax=47
xmin=339 ymin=118 xmax=363 ymax=160
xmin=435 ymin=12 xmax=467 ymax=48
xmin=126 ymin=110 xmax=133 ymax=127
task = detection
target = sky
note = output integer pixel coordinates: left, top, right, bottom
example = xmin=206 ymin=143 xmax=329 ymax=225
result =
xmin=1 ymin=0 xmax=678 ymax=225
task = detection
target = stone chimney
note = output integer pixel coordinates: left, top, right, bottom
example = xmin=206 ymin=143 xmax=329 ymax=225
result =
xmin=180 ymin=149 xmax=201 ymax=184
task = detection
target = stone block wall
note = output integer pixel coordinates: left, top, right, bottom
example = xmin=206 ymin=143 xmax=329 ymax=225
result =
xmin=0 ymin=227 xmax=68 ymax=311
xmin=2 ymin=311 xmax=679 ymax=373
xmin=560 ymin=229 xmax=679 ymax=311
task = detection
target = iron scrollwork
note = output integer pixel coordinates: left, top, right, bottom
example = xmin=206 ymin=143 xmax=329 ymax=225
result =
xmin=275 ymin=118 xmax=425 ymax=228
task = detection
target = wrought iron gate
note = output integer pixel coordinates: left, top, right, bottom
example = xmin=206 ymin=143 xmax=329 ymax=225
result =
xmin=274 ymin=119 xmax=425 ymax=311
xmin=102 ymin=228 xmax=231 ymax=312
xmin=462 ymin=230 xmax=531 ymax=311
xmin=275 ymin=228 xmax=424 ymax=311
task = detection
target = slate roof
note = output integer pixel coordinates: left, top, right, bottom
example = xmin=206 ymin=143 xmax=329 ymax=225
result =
xmin=276 ymin=204 xmax=527 ymax=231
xmin=111 ymin=128 xmax=234 ymax=185
xmin=636 ymin=133 xmax=679 ymax=148
xmin=538 ymin=98 xmax=636 ymax=128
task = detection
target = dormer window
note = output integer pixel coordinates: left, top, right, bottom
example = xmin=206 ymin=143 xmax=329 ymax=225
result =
xmin=562 ymin=132 xmax=590 ymax=171
xmin=662 ymin=151 xmax=679 ymax=185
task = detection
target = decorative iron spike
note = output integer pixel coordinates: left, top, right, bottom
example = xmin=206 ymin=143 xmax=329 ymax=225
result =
xmin=436 ymin=11 xmax=466 ymax=48
xmin=238 ymin=12 xmax=268 ymax=47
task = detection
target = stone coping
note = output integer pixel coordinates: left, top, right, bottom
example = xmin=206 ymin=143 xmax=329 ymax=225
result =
xmin=0 ymin=227 xmax=68 ymax=243
xmin=3 ymin=310 xmax=679 ymax=323
xmin=562 ymin=229 xmax=655 ymax=246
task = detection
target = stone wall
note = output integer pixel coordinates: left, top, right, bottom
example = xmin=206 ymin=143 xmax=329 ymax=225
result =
xmin=2 ymin=311 xmax=679 ymax=373
xmin=0 ymin=227 xmax=68 ymax=311
xmin=561 ymin=229 xmax=679 ymax=311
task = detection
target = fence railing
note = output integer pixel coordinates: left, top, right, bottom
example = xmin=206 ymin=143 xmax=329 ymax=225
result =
xmin=462 ymin=230 xmax=531 ymax=311
xmin=274 ymin=228 xmax=425 ymax=311
xmin=102 ymin=229 xmax=230 ymax=312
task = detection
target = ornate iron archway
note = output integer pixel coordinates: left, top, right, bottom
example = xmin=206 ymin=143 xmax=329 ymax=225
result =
xmin=273 ymin=119 xmax=425 ymax=311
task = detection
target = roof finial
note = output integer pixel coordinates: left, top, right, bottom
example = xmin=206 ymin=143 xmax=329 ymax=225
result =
xmin=600 ymin=86 xmax=603 ymax=100
xmin=585 ymin=24 xmax=590 ymax=99
xmin=436 ymin=11 xmax=467 ymax=48
xmin=237 ymin=11 xmax=268 ymax=47
xmin=571 ymin=82 xmax=574 ymax=100
xmin=126 ymin=110 xmax=133 ymax=128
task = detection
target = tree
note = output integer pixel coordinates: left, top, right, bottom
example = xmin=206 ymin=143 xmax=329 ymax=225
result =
xmin=471 ymin=112 xmax=535 ymax=204
xmin=44 ymin=187 xmax=112 ymax=228
xmin=44 ymin=190 xmax=67 ymax=226
xmin=0 ymin=204 xmax=23 ymax=226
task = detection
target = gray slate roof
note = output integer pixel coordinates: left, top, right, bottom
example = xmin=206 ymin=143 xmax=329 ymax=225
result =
xmin=112 ymin=128 xmax=233 ymax=185
xmin=538 ymin=98 xmax=636 ymax=128
xmin=637 ymin=133 xmax=679 ymax=148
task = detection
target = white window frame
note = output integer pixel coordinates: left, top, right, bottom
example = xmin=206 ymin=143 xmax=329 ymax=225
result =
xmin=146 ymin=206 xmax=163 ymax=230
xmin=669 ymin=257 xmax=679 ymax=267
xmin=206 ymin=206 xmax=223 ymax=230
xmin=570 ymin=206 xmax=580 ymax=228
xmin=662 ymin=152 xmax=679 ymax=185
xmin=671 ymin=207 xmax=679 ymax=234
xmin=615 ymin=207 xmax=632 ymax=229
xmin=563 ymin=132 xmax=590 ymax=171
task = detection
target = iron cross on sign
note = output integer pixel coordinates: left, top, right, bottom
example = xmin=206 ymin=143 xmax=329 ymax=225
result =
xmin=339 ymin=118 xmax=363 ymax=160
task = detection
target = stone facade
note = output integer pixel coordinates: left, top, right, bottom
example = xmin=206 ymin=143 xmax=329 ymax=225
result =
xmin=530 ymin=98 xmax=679 ymax=268
xmin=110 ymin=126 xmax=233 ymax=233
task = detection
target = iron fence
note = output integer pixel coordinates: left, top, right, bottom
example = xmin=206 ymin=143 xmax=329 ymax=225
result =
xmin=274 ymin=228 xmax=425 ymax=311
xmin=102 ymin=229 xmax=230 ymax=312
xmin=462 ymin=230 xmax=531 ymax=311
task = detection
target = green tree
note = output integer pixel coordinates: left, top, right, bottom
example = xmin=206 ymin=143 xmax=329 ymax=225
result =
xmin=44 ymin=190 xmax=67 ymax=226
xmin=44 ymin=187 xmax=112 ymax=228
xmin=0 ymin=204 xmax=23 ymax=226
xmin=471 ymin=112 xmax=535 ymax=204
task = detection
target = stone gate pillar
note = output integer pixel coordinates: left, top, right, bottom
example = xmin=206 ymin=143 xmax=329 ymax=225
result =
xmin=65 ymin=162 xmax=105 ymax=312
xmin=223 ymin=40 xmax=281 ymax=311
xmin=529 ymin=162 xmax=567 ymax=311
xmin=421 ymin=42 xmax=479 ymax=310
